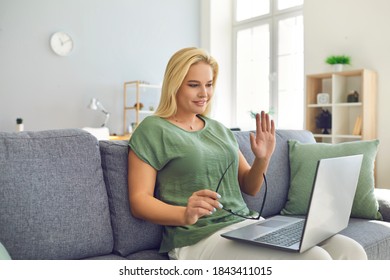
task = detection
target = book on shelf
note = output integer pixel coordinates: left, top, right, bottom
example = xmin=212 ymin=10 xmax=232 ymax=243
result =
xmin=352 ymin=116 xmax=362 ymax=135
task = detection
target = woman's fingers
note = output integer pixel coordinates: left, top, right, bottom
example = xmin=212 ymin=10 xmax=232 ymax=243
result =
xmin=257 ymin=111 xmax=272 ymax=132
xmin=188 ymin=198 xmax=216 ymax=214
xmin=194 ymin=189 xmax=221 ymax=200
xmin=250 ymin=111 xmax=276 ymax=160
xmin=190 ymin=189 xmax=222 ymax=211
xmin=184 ymin=189 xmax=223 ymax=224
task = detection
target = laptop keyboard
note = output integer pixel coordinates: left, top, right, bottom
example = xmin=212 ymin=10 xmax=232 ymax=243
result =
xmin=254 ymin=220 xmax=305 ymax=247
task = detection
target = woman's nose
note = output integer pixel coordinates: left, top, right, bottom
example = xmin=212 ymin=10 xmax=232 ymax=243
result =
xmin=198 ymin=86 xmax=208 ymax=97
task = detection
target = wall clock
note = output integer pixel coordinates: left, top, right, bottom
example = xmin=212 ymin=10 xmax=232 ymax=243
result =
xmin=50 ymin=32 xmax=74 ymax=56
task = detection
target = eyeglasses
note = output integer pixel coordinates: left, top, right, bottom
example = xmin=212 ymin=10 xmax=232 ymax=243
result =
xmin=215 ymin=160 xmax=268 ymax=220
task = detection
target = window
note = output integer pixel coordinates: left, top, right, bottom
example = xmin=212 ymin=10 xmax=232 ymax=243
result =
xmin=233 ymin=0 xmax=304 ymax=130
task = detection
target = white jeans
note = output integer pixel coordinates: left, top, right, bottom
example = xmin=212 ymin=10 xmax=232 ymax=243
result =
xmin=169 ymin=219 xmax=367 ymax=260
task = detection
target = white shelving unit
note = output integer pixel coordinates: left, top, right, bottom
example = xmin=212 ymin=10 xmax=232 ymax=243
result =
xmin=123 ymin=81 xmax=161 ymax=135
xmin=305 ymin=69 xmax=377 ymax=143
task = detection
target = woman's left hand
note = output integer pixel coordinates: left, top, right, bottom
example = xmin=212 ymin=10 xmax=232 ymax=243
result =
xmin=250 ymin=111 xmax=276 ymax=161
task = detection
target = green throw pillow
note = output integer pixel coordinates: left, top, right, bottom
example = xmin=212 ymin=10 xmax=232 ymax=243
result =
xmin=0 ymin=242 xmax=11 ymax=260
xmin=281 ymin=139 xmax=382 ymax=220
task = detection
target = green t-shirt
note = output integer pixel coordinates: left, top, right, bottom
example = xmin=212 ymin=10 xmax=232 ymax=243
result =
xmin=129 ymin=115 xmax=254 ymax=253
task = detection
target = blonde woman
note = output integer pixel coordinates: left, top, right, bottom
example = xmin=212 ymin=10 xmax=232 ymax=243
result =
xmin=127 ymin=47 xmax=367 ymax=260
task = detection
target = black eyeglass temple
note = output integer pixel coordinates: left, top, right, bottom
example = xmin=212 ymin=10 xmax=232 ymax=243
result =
xmin=222 ymin=173 xmax=268 ymax=220
xmin=215 ymin=160 xmax=234 ymax=193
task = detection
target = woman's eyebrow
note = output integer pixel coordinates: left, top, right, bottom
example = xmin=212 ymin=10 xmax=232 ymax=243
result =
xmin=187 ymin=80 xmax=213 ymax=83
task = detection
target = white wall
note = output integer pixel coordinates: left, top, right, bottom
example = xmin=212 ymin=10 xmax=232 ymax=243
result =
xmin=304 ymin=0 xmax=390 ymax=188
xmin=0 ymin=0 xmax=200 ymax=135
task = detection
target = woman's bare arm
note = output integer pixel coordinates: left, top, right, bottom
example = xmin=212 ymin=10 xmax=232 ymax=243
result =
xmin=237 ymin=112 xmax=276 ymax=196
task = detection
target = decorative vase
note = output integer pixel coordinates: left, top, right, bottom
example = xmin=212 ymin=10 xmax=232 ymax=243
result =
xmin=16 ymin=118 xmax=24 ymax=132
xmin=315 ymin=109 xmax=332 ymax=134
xmin=333 ymin=64 xmax=343 ymax=72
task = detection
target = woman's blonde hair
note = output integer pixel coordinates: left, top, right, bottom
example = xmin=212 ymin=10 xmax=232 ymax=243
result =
xmin=154 ymin=47 xmax=219 ymax=118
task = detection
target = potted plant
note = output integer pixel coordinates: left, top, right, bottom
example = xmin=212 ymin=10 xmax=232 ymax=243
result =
xmin=325 ymin=55 xmax=351 ymax=72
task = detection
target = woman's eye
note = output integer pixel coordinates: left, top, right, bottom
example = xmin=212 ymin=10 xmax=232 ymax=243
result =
xmin=187 ymin=83 xmax=212 ymax=88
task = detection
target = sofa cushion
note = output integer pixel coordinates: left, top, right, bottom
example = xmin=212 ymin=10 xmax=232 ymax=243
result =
xmin=126 ymin=249 xmax=168 ymax=260
xmin=83 ymin=254 xmax=128 ymax=260
xmin=99 ymin=140 xmax=163 ymax=257
xmin=0 ymin=129 xmax=113 ymax=259
xmin=340 ymin=218 xmax=390 ymax=260
xmin=282 ymin=139 xmax=381 ymax=220
xmin=234 ymin=130 xmax=316 ymax=217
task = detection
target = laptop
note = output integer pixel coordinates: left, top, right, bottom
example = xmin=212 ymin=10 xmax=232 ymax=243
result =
xmin=221 ymin=154 xmax=363 ymax=253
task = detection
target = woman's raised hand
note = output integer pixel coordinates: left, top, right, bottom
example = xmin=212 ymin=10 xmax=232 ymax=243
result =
xmin=249 ymin=111 xmax=276 ymax=161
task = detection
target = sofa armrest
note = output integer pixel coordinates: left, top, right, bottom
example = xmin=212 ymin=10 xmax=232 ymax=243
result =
xmin=375 ymin=188 xmax=390 ymax=222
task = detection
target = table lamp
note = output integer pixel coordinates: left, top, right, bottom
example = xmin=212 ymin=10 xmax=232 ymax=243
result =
xmin=88 ymin=98 xmax=110 ymax=127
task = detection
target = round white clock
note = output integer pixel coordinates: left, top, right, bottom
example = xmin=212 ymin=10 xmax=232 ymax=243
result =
xmin=50 ymin=32 xmax=73 ymax=56
xmin=317 ymin=93 xmax=330 ymax=104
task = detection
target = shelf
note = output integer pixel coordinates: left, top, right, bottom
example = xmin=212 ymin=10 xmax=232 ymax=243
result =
xmin=334 ymin=102 xmax=362 ymax=107
xmin=305 ymin=69 xmax=376 ymax=143
xmin=307 ymin=104 xmax=332 ymax=108
xmin=334 ymin=134 xmax=362 ymax=139
xmin=308 ymin=102 xmax=362 ymax=108
xmin=313 ymin=134 xmax=333 ymax=138
xmin=314 ymin=134 xmax=363 ymax=139
xmin=124 ymin=82 xmax=161 ymax=89
xmin=123 ymin=80 xmax=161 ymax=134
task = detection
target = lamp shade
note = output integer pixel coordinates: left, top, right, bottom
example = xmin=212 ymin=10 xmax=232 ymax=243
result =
xmin=87 ymin=98 xmax=110 ymax=127
xmin=88 ymin=98 xmax=99 ymax=110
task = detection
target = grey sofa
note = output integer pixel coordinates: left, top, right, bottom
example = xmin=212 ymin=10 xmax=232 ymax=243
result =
xmin=1 ymin=128 xmax=390 ymax=260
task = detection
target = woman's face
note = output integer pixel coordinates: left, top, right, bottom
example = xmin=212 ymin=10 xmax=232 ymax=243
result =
xmin=176 ymin=62 xmax=214 ymax=116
